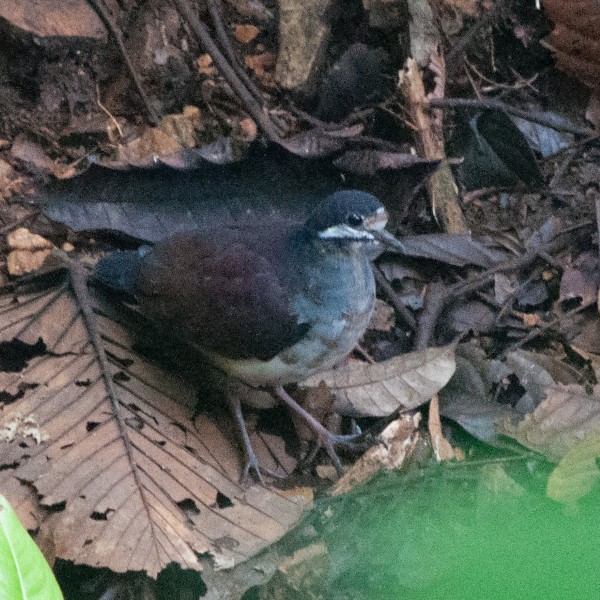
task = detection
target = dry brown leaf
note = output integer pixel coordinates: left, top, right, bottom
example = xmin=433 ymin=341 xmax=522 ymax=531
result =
xmin=10 ymin=136 xmax=78 ymax=179
xmin=0 ymin=270 xmax=310 ymax=577
xmin=197 ymin=54 xmax=217 ymax=76
xmin=544 ymin=0 xmax=600 ymax=91
xmin=499 ymin=384 xmax=600 ymax=462
xmin=7 ymin=249 xmax=52 ymax=276
xmin=428 ymin=394 xmax=457 ymax=462
xmin=0 ymin=0 xmax=106 ymax=39
xmin=244 ymin=52 xmax=276 ymax=87
xmin=331 ymin=414 xmax=422 ymax=496
xmin=7 ymin=228 xmax=53 ymax=251
xmin=6 ymin=228 xmax=55 ymax=276
xmin=301 ymin=344 xmax=456 ymax=417
xmin=514 ymin=310 xmax=543 ymax=327
xmin=233 ymin=24 xmax=260 ymax=43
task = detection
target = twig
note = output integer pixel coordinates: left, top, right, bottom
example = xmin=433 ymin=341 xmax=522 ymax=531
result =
xmin=373 ymin=266 xmax=417 ymax=331
xmin=445 ymin=0 xmax=509 ymax=72
xmin=427 ymin=97 xmax=594 ymax=137
xmin=548 ymin=147 xmax=578 ymax=188
xmin=594 ymin=188 xmax=600 ymax=264
xmin=87 ymin=0 xmax=160 ymax=125
xmin=173 ymin=0 xmax=282 ymax=142
xmin=96 ymin=83 xmax=124 ymax=138
xmin=206 ymin=0 xmax=264 ymax=105
xmin=499 ymin=301 xmax=593 ymax=358
xmin=413 ymin=221 xmax=593 ymax=349
xmin=415 ymin=282 xmax=446 ymax=350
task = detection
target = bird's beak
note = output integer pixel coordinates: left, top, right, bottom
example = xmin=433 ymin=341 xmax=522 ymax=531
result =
xmin=365 ymin=207 xmax=408 ymax=252
xmin=370 ymin=225 xmax=407 ymax=253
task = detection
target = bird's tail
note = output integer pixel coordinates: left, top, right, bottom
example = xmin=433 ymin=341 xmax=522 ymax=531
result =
xmin=94 ymin=249 xmax=146 ymax=296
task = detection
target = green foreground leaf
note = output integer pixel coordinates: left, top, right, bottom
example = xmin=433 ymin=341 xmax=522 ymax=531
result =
xmin=0 ymin=495 xmax=63 ymax=600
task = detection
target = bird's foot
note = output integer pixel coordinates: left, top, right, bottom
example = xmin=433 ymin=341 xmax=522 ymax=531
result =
xmin=227 ymin=393 xmax=283 ymax=486
xmin=240 ymin=447 xmax=284 ymax=486
xmin=273 ymin=385 xmax=371 ymax=476
xmin=301 ymin=431 xmax=367 ymax=475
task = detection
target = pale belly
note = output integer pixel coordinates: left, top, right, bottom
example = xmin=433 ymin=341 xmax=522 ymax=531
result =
xmin=209 ymin=304 xmax=374 ymax=387
xmin=211 ymin=246 xmax=376 ymax=388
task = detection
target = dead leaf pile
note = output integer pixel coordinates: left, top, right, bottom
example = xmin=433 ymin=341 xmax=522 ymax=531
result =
xmin=0 ymin=265 xmax=311 ymax=577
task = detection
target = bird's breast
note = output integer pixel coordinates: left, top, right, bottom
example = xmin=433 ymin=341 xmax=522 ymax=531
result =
xmin=217 ymin=250 xmax=375 ymax=387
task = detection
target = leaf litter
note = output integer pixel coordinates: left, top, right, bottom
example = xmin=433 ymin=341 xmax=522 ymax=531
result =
xmin=0 ymin=258 xmax=311 ymax=576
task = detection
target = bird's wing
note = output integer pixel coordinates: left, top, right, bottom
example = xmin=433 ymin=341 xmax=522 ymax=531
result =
xmin=134 ymin=229 xmax=308 ymax=361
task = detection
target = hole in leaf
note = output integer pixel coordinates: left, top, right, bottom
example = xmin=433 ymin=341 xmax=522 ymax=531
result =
xmin=106 ymin=351 xmax=134 ymax=369
xmin=90 ymin=509 xmax=113 ymax=521
xmin=113 ymin=371 xmax=130 ymax=383
xmin=216 ymin=491 xmax=234 ymax=509
xmin=177 ymin=498 xmax=200 ymax=517
xmin=75 ymin=379 xmax=91 ymax=387
xmin=86 ymin=421 xmax=100 ymax=432
xmin=47 ymin=501 xmax=66 ymax=513
xmin=172 ymin=421 xmax=188 ymax=434
xmin=0 ymin=338 xmax=47 ymax=372
xmin=0 ymin=461 xmax=19 ymax=471
xmin=0 ymin=381 xmax=39 ymax=405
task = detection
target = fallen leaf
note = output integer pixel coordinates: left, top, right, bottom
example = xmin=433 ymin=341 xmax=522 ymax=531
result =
xmin=10 ymin=136 xmax=78 ymax=180
xmin=7 ymin=249 xmax=53 ymax=276
xmin=439 ymin=344 xmax=513 ymax=445
xmin=499 ymin=384 xmax=600 ymax=462
xmin=0 ymin=266 xmax=310 ymax=577
xmin=331 ymin=414 xmax=422 ymax=495
xmin=301 ymin=344 xmax=457 ymax=417
xmin=559 ymin=256 xmax=599 ymax=308
xmin=544 ymin=0 xmax=600 ymax=91
xmin=7 ymin=228 xmax=53 ymax=251
xmin=428 ymin=394 xmax=456 ymax=462
xmin=244 ymin=52 xmax=276 ymax=87
xmin=233 ymin=24 xmax=260 ymax=43
xmin=333 ymin=151 xmax=438 ymax=177
xmin=197 ymin=54 xmax=217 ymax=76
xmin=0 ymin=0 xmax=106 ymax=39
xmin=513 ymin=311 xmax=543 ymax=327
xmin=546 ymin=431 xmax=600 ymax=504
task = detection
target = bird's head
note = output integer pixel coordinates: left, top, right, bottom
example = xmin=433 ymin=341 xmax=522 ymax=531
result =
xmin=304 ymin=190 xmax=389 ymax=244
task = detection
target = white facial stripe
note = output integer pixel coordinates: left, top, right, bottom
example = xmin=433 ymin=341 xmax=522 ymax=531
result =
xmin=318 ymin=224 xmax=375 ymax=240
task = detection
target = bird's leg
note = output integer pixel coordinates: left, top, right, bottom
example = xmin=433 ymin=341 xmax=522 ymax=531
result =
xmin=225 ymin=394 xmax=282 ymax=485
xmin=272 ymin=385 xmax=363 ymax=476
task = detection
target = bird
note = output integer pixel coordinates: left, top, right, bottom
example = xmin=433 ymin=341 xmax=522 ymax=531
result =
xmin=95 ymin=190 xmax=391 ymax=482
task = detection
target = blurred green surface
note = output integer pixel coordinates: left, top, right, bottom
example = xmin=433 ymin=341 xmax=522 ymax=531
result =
xmin=260 ymin=457 xmax=600 ymax=600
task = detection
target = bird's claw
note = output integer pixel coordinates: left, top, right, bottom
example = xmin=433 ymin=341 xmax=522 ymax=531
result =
xmin=240 ymin=450 xmax=284 ymax=487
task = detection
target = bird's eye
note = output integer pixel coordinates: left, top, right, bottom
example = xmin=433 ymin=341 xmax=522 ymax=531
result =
xmin=347 ymin=213 xmax=364 ymax=227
